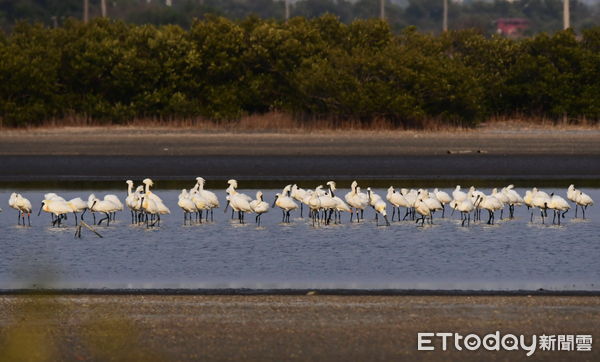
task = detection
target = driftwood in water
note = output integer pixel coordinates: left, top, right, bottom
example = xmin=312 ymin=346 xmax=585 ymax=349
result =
xmin=74 ymin=220 xmax=103 ymax=238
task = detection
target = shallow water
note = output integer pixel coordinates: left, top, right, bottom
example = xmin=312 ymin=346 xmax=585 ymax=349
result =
xmin=0 ymin=186 xmax=598 ymax=291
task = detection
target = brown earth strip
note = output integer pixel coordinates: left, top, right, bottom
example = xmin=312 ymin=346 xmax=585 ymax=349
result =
xmin=0 ymin=295 xmax=598 ymax=361
xmin=2 ymin=128 xmax=599 ymax=180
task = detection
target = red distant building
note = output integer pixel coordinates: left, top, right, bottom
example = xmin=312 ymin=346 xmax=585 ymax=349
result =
xmin=496 ymin=18 xmax=529 ymax=37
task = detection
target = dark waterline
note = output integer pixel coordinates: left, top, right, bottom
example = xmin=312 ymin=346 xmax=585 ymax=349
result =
xmin=1 ymin=155 xmax=600 ymax=184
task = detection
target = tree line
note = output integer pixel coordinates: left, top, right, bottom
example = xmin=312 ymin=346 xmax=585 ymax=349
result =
xmin=1 ymin=16 xmax=599 ymax=127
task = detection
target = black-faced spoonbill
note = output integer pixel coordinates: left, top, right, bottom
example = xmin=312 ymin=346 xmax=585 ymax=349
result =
xmin=345 ymin=182 xmax=368 ymax=222
xmin=178 ymin=189 xmax=198 ymax=225
xmin=291 ymin=184 xmax=307 ymax=217
xmin=547 ymin=193 xmax=570 ymax=225
xmin=195 ymin=177 xmax=220 ymax=221
xmin=67 ymin=197 xmax=88 ymax=226
xmin=327 ymin=181 xmax=351 ymax=224
xmin=250 ymin=191 xmax=269 ymax=226
xmin=433 ymin=188 xmax=452 ymax=218
xmin=414 ymin=197 xmax=431 ymax=226
xmin=10 ymin=193 xmax=32 ymax=226
xmin=502 ymin=185 xmax=523 ymax=218
xmin=575 ymin=190 xmax=594 ymax=219
xmin=475 ymin=194 xmax=503 ymax=225
xmin=38 ymin=198 xmax=72 ymax=227
xmin=367 ymin=187 xmax=390 ymax=226
xmin=420 ymin=190 xmax=443 ymax=224
xmin=273 ymin=185 xmax=298 ymax=223
xmin=88 ymin=195 xmax=117 ymax=226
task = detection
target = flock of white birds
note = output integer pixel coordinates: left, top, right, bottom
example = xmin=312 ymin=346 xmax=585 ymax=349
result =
xmin=3 ymin=178 xmax=595 ymax=229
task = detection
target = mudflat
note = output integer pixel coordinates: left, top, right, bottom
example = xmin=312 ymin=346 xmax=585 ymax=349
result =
xmin=0 ymin=295 xmax=598 ymax=361
xmin=2 ymin=126 xmax=600 ymax=156
xmin=1 ymin=127 xmax=599 ymax=180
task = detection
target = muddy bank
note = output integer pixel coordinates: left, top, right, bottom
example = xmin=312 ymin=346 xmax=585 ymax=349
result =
xmin=1 ymin=128 xmax=599 ymax=180
xmin=2 ymin=127 xmax=600 ymax=156
xmin=0 ymin=295 xmax=598 ymax=361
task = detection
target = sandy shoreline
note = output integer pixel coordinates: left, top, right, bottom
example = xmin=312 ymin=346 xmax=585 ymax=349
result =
xmin=1 ymin=127 xmax=600 ymax=180
xmin=0 ymin=295 xmax=598 ymax=360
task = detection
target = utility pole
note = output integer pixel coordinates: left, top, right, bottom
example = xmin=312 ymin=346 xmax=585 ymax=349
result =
xmin=83 ymin=0 xmax=89 ymax=23
xmin=285 ymin=0 xmax=290 ymax=20
xmin=563 ymin=0 xmax=570 ymax=29
xmin=101 ymin=0 xmax=107 ymax=17
xmin=380 ymin=0 xmax=385 ymax=21
xmin=443 ymin=0 xmax=448 ymax=32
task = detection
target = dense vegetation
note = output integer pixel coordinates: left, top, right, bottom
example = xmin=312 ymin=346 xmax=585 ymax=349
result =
xmin=1 ymin=16 xmax=599 ymax=127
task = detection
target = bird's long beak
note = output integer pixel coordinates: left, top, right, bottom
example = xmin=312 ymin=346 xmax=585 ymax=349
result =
xmin=37 ymin=202 xmax=44 ymax=216
xmin=271 ymin=199 xmax=277 ymax=208
xmin=224 ymin=200 xmax=229 ymax=213
xmin=384 ymin=215 xmax=390 ymax=226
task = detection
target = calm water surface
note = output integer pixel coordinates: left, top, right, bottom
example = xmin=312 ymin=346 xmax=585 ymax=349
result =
xmin=0 ymin=186 xmax=598 ymax=291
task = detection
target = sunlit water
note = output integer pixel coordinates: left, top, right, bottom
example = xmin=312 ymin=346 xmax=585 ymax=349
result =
xmin=0 ymin=187 xmax=598 ymax=291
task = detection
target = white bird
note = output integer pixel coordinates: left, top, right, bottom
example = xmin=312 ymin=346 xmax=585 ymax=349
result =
xmin=386 ymin=186 xmax=408 ymax=222
xmin=250 ymin=191 xmax=269 ymax=226
xmin=345 ymin=181 xmax=369 ymax=222
xmin=452 ymin=185 xmax=468 ymax=203
xmin=225 ymin=179 xmax=252 ymax=220
xmin=421 ymin=190 xmax=443 ymax=223
xmin=567 ymin=184 xmax=578 ymax=205
xmin=414 ymin=197 xmax=431 ymax=226
xmin=490 ymin=188 xmax=508 ymax=219
xmin=195 ymin=177 xmax=220 ymax=221
xmin=104 ymin=194 xmax=123 ymax=221
xmin=318 ymin=184 xmax=338 ymax=225
xmin=456 ymin=196 xmax=476 ymax=227
xmin=327 ymin=181 xmax=351 ymax=224
xmin=433 ymin=188 xmax=452 ymax=217
xmin=468 ymin=187 xmax=486 ymax=221
xmin=273 ymin=185 xmax=298 ymax=223
xmin=44 ymin=193 xmax=65 ymax=202
xmin=142 ymin=179 xmax=170 ymax=220
xmin=476 ymin=194 xmax=503 ymax=225
xmin=38 ymin=198 xmax=72 ymax=227
xmin=226 ymin=181 xmax=253 ymax=223
xmin=291 ymin=184 xmax=308 ymax=217
xmin=87 ymin=194 xmax=118 ymax=226
xmin=307 ymin=189 xmax=322 ymax=226
xmin=401 ymin=188 xmax=418 ymax=220
xmin=575 ymin=189 xmax=594 ymax=219
xmin=502 ymin=185 xmax=523 ymax=218
xmin=67 ymin=197 xmax=87 ymax=226
xmin=367 ymin=187 xmax=390 ymax=226
xmin=178 ymin=189 xmax=198 ymax=225
xmin=8 ymin=193 xmax=21 ymax=225
xmin=546 ymin=193 xmax=570 ymax=225
xmin=125 ymin=180 xmax=143 ymax=224
xmin=530 ymin=188 xmax=551 ymax=223
xmin=11 ymin=193 xmax=32 ymax=226
xmin=142 ymin=178 xmax=164 ymax=203
xmin=190 ymin=188 xmax=210 ymax=223
xmin=141 ymin=195 xmax=160 ymax=227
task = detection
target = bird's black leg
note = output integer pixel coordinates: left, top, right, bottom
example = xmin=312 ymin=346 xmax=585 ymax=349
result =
xmin=540 ymin=210 xmax=545 ymax=224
